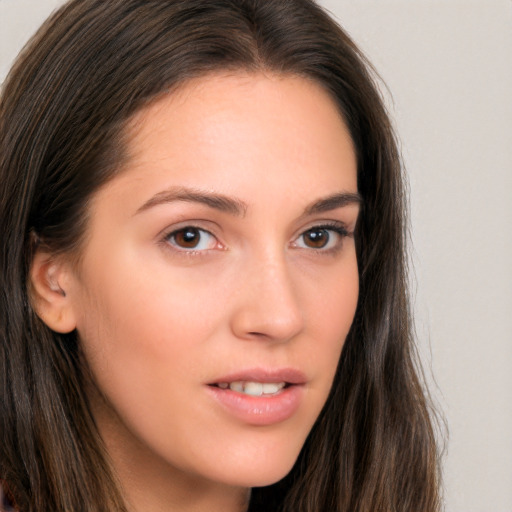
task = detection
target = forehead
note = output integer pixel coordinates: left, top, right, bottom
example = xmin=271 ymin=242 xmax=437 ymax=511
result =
xmin=123 ymin=72 xmax=355 ymax=183
xmin=90 ymin=71 xmax=358 ymax=220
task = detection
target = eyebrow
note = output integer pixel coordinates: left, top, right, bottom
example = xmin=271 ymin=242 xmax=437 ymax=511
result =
xmin=303 ymin=191 xmax=362 ymax=216
xmin=135 ymin=186 xmax=362 ymax=217
xmin=135 ymin=186 xmax=248 ymax=216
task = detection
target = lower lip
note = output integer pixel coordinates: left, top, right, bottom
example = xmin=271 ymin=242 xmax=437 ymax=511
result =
xmin=206 ymin=385 xmax=304 ymax=426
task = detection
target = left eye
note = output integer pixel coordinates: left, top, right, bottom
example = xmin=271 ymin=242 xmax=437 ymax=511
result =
xmin=165 ymin=227 xmax=217 ymax=251
xmin=294 ymin=226 xmax=346 ymax=250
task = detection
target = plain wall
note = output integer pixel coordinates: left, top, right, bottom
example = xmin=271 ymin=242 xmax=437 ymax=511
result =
xmin=1 ymin=1 xmax=511 ymax=510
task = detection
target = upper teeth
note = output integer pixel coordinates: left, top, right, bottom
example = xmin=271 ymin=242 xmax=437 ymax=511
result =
xmin=217 ymin=381 xmax=286 ymax=396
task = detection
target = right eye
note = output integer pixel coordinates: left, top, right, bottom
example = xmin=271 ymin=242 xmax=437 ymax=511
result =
xmin=164 ymin=227 xmax=218 ymax=251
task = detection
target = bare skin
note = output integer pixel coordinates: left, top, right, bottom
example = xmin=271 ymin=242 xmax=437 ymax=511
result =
xmin=31 ymin=72 xmax=360 ymax=512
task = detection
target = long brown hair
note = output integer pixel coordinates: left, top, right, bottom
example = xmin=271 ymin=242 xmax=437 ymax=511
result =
xmin=0 ymin=1 xmax=441 ymax=510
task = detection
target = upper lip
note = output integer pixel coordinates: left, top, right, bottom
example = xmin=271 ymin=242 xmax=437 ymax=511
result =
xmin=207 ymin=367 xmax=307 ymax=385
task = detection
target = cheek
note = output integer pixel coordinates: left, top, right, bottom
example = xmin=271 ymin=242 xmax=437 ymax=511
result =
xmin=76 ymin=268 xmax=219 ymax=380
xmin=303 ymin=256 xmax=359 ymax=384
xmin=305 ymin=255 xmax=359 ymax=337
xmin=72 ymin=256 xmax=235 ymax=450
xmin=73 ymin=268 xmax=221 ymax=445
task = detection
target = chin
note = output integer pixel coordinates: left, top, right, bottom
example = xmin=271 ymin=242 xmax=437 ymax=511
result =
xmin=207 ymin=445 xmax=301 ymax=489
xmin=220 ymin=468 xmax=294 ymax=489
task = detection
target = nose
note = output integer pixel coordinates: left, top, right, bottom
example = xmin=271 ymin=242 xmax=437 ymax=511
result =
xmin=229 ymin=254 xmax=305 ymax=343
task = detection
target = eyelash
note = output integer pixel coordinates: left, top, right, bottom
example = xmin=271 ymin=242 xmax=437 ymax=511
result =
xmin=293 ymin=222 xmax=351 ymax=255
xmin=161 ymin=221 xmax=352 ymax=257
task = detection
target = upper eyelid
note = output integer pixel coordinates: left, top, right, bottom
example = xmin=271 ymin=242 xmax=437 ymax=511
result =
xmin=162 ymin=219 xmax=349 ymax=236
xmin=297 ymin=220 xmax=351 ymax=236
xmin=159 ymin=220 xmax=221 ymax=239
xmin=307 ymin=220 xmax=348 ymax=229
xmin=298 ymin=224 xmax=349 ymax=238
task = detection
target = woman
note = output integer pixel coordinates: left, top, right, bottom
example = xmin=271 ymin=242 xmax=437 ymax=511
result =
xmin=0 ymin=0 xmax=441 ymax=511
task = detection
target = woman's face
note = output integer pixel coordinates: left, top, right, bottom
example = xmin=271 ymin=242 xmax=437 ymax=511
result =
xmin=63 ymin=73 xmax=360 ymax=490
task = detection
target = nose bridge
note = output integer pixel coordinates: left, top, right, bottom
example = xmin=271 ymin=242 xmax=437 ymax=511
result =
xmin=230 ymin=245 xmax=304 ymax=342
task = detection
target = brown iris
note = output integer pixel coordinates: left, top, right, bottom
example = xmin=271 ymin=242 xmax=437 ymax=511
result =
xmin=302 ymin=228 xmax=330 ymax=248
xmin=173 ymin=227 xmax=201 ymax=248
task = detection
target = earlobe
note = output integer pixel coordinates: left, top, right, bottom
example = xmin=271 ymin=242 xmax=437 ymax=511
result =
xmin=30 ymin=251 xmax=77 ymax=333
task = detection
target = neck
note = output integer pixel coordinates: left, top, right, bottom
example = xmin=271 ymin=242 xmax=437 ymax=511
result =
xmin=117 ymin=461 xmax=250 ymax=512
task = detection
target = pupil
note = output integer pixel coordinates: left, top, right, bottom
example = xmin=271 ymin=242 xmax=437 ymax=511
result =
xmin=177 ymin=228 xmax=199 ymax=247
xmin=306 ymin=229 xmax=329 ymax=248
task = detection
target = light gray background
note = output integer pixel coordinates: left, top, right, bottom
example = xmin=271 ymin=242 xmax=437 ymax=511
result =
xmin=1 ymin=1 xmax=511 ymax=510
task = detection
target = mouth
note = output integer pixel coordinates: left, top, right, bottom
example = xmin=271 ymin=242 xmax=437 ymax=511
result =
xmin=207 ymin=368 xmax=306 ymax=395
xmin=209 ymin=381 xmax=289 ymax=397
xmin=206 ymin=369 xmax=306 ymax=425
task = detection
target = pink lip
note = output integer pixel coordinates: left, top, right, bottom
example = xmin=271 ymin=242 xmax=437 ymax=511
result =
xmin=208 ymin=367 xmax=307 ymax=386
xmin=205 ymin=368 xmax=306 ymax=426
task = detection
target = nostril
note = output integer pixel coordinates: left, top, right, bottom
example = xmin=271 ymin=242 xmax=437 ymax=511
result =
xmin=247 ymin=331 xmax=268 ymax=337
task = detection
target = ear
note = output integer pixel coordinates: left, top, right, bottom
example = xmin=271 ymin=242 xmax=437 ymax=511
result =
xmin=29 ymin=251 xmax=77 ymax=333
